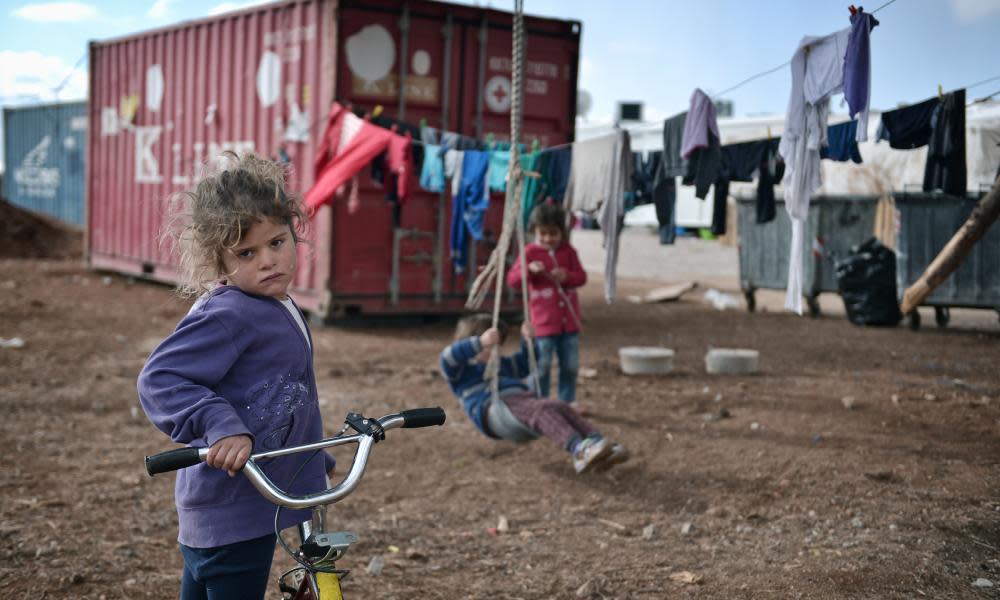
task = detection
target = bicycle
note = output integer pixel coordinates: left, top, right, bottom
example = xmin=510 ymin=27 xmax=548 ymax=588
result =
xmin=145 ymin=407 xmax=446 ymax=599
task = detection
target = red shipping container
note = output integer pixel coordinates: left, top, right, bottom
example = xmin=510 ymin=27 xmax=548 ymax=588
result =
xmin=86 ymin=0 xmax=580 ymax=318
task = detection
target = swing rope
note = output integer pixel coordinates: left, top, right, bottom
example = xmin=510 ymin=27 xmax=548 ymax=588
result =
xmin=465 ymin=0 xmax=540 ymax=398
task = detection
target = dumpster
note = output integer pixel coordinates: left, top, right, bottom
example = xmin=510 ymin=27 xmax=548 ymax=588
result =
xmin=893 ymin=192 xmax=1000 ymax=330
xmin=737 ymin=195 xmax=880 ymax=316
xmin=87 ymin=0 xmax=580 ymax=318
xmin=3 ymin=101 xmax=87 ymax=226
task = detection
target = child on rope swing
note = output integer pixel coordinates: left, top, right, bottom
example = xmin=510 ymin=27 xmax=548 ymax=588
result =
xmin=439 ymin=314 xmax=629 ymax=474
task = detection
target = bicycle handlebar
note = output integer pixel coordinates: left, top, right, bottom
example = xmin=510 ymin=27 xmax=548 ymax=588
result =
xmin=144 ymin=407 xmax=445 ymax=510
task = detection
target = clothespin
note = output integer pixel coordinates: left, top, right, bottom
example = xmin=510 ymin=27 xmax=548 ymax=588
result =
xmin=848 ymin=5 xmax=858 ymax=16
xmin=485 ymin=132 xmax=495 ymax=149
xmin=531 ymin=138 xmax=540 ymax=153
xmin=937 ymin=85 xmax=944 ymax=100
xmin=766 ymin=126 xmax=772 ymax=140
xmin=419 ymin=117 xmax=427 ymax=130
xmin=373 ymin=104 xmax=384 ymax=118
xmin=804 ymin=44 xmax=811 ymax=56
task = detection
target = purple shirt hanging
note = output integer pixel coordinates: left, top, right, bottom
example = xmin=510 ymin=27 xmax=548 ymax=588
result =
xmin=843 ymin=8 xmax=879 ymax=142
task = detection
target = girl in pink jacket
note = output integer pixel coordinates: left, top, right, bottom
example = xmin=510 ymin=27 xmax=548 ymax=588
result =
xmin=507 ymin=202 xmax=586 ymax=408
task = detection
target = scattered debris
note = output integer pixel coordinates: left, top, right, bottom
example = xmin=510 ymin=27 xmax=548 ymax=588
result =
xmin=497 ymin=515 xmax=509 ymax=533
xmin=578 ymin=367 xmax=598 ymax=379
xmin=366 ymin=555 xmax=385 ymax=575
xmin=669 ymin=571 xmax=702 ymax=585
xmin=750 ymin=422 xmax=761 ymax=431
xmin=627 ymin=281 xmax=697 ymax=304
xmin=851 ymin=517 xmax=865 ymax=529
xmin=841 ymin=396 xmax=856 ymax=410
xmin=704 ymin=288 xmax=739 ymax=311
xmin=924 ymin=393 xmax=937 ymax=402
xmin=405 ymin=548 xmax=428 ymax=562
xmin=680 ymin=522 xmax=693 ymax=536
xmin=972 ymin=578 xmax=993 ymax=588
xmin=811 ymin=433 xmax=825 ymax=445
xmin=891 ymin=394 xmax=900 ymax=405
xmin=597 ymin=518 xmax=627 ymax=531
xmin=641 ymin=524 xmax=656 ymax=540
xmin=0 ymin=337 xmax=26 ymax=349
xmin=387 ymin=545 xmax=400 ymax=553
xmin=702 ymin=408 xmax=731 ymax=422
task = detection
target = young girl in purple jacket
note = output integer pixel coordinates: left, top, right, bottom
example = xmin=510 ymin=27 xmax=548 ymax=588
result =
xmin=138 ymin=153 xmax=334 ymax=600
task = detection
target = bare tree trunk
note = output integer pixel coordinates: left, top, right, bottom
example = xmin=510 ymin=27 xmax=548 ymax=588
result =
xmin=900 ymin=175 xmax=1000 ymax=314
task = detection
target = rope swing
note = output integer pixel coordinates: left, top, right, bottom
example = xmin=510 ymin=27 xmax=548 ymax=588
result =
xmin=465 ymin=0 xmax=540 ymax=398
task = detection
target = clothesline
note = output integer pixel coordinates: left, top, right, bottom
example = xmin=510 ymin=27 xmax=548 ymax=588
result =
xmin=711 ymin=0 xmax=900 ymax=100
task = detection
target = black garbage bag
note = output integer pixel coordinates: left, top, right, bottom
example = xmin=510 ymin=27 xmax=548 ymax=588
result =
xmin=834 ymin=238 xmax=903 ymax=326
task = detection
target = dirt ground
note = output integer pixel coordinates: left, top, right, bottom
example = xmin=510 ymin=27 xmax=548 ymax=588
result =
xmin=1 ymin=256 xmax=999 ymax=600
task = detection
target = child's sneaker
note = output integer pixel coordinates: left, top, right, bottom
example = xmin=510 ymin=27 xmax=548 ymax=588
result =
xmin=594 ymin=443 xmax=630 ymax=471
xmin=572 ymin=437 xmax=611 ymax=474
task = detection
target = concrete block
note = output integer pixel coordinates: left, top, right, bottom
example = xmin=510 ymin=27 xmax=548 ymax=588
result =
xmin=705 ymin=348 xmax=759 ymax=375
xmin=619 ymin=346 xmax=674 ymax=375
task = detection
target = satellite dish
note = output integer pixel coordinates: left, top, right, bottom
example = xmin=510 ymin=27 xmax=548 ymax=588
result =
xmin=577 ymin=90 xmax=592 ymax=119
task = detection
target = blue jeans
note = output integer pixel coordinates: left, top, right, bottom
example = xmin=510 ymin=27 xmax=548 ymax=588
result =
xmin=536 ymin=332 xmax=579 ymax=403
xmin=179 ymin=533 xmax=277 ymax=600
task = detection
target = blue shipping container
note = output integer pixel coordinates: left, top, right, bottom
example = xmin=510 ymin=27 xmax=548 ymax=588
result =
xmin=3 ymin=101 xmax=87 ymax=226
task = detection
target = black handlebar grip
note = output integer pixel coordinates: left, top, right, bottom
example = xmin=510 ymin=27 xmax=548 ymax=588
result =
xmin=400 ymin=407 xmax=446 ymax=428
xmin=145 ymin=447 xmax=203 ymax=476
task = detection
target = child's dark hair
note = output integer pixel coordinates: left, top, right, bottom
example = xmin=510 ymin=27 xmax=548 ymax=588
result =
xmin=528 ymin=201 xmax=568 ymax=238
xmin=166 ymin=152 xmax=307 ymax=297
xmin=455 ymin=313 xmax=509 ymax=343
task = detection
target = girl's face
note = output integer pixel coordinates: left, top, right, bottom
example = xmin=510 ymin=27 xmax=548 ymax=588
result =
xmin=222 ymin=218 xmax=297 ymax=299
xmin=535 ymin=225 xmax=563 ymax=250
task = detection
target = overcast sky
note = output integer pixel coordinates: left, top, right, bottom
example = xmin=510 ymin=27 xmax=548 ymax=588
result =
xmin=2 ymin=0 xmax=1000 ymax=166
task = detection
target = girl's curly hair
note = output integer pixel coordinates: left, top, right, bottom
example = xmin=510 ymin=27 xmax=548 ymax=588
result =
xmin=164 ymin=152 xmax=308 ymax=297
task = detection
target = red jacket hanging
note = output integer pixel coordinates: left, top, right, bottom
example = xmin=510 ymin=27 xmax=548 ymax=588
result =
xmin=305 ymin=103 xmax=395 ymax=211
xmin=507 ymin=241 xmax=586 ymax=337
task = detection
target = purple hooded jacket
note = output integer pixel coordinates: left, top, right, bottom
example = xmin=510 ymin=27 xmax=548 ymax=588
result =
xmin=138 ymin=286 xmax=334 ymax=548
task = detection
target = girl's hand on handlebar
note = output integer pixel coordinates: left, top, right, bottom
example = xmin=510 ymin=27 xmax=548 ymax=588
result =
xmin=207 ymin=434 xmax=252 ymax=477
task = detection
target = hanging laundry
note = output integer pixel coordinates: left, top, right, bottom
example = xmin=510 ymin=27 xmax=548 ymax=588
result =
xmin=876 ymin=97 xmax=939 ymax=149
xmin=680 ymin=90 xmax=721 ymax=200
xmin=306 ymin=103 xmax=396 ymax=211
xmin=444 ymin=149 xmax=465 ymax=196
xmin=541 ymin=147 xmax=572 ymax=203
xmin=924 ymin=89 xmax=967 ymax=196
xmin=715 ymin=138 xmax=783 ymax=226
xmin=419 ymin=143 xmax=446 ymax=193
xmin=820 ymin=120 xmax=863 ymax=163
xmin=715 ymin=140 xmax=769 ymax=235
xmin=757 ymin=141 xmax=784 ymax=224
xmin=384 ymin=133 xmax=413 ymax=205
xmin=659 ymin=112 xmax=689 ymax=178
xmin=779 ymin=27 xmax=850 ymax=314
xmin=449 ymin=150 xmax=491 ymax=273
xmin=650 ymin=157 xmax=677 ymax=244
xmin=564 ymin=130 xmax=632 ymax=303
xmin=520 ymin=150 xmax=544 ymax=228
xmin=631 ymin=151 xmax=660 ymax=204
xmin=843 ymin=8 xmax=879 ymax=143
xmin=421 ymin=125 xmax=440 ymax=146
xmin=441 ymin=131 xmax=481 ymax=153
xmin=487 ymin=150 xmax=511 ymax=192
xmin=711 ymin=180 xmax=729 ymax=236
